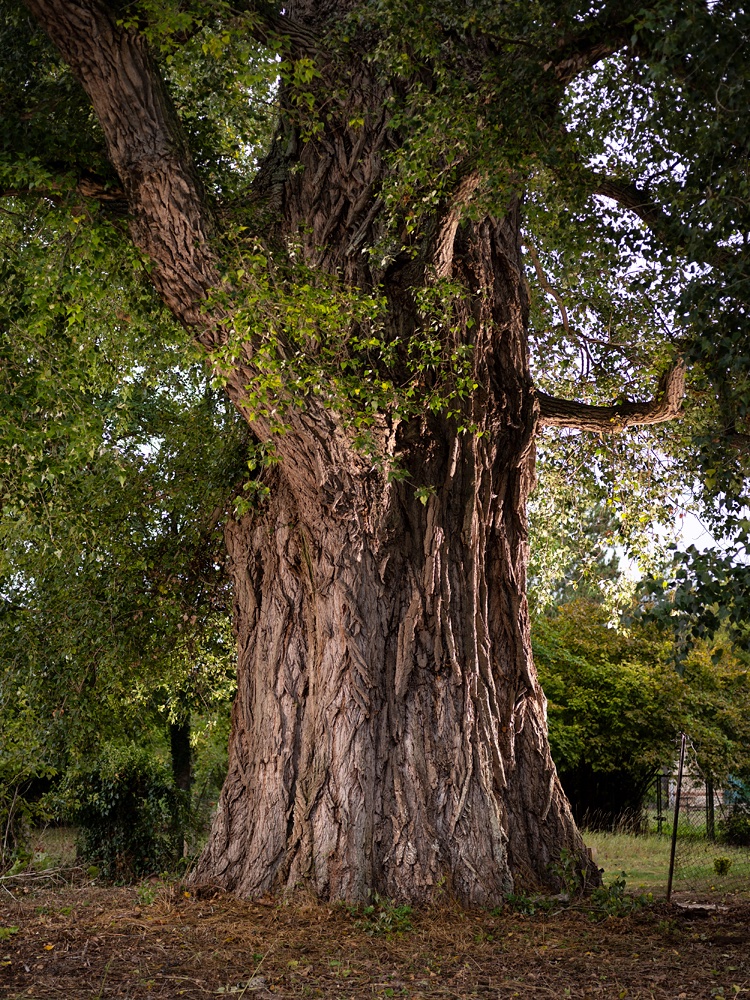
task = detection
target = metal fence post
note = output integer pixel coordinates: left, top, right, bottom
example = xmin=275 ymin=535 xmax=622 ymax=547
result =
xmin=706 ymin=774 xmax=715 ymax=841
xmin=667 ymin=732 xmax=687 ymax=902
xmin=656 ymin=772 xmax=663 ymax=835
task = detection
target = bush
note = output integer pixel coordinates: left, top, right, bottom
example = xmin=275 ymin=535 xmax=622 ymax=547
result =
xmin=718 ymin=808 xmax=750 ymax=846
xmin=0 ymin=686 xmax=56 ymax=871
xmin=64 ymin=742 xmax=183 ymax=879
xmin=0 ymin=784 xmax=40 ymax=872
xmin=717 ymin=776 xmax=750 ymax=846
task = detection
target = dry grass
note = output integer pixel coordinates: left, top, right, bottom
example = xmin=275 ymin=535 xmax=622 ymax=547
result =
xmin=0 ymin=875 xmax=749 ymax=999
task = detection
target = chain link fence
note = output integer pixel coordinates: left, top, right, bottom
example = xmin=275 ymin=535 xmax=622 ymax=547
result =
xmin=655 ymin=734 xmax=750 ymax=904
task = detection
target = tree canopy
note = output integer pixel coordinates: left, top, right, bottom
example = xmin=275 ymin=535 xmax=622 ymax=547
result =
xmin=3 ymin=0 xmax=748 ymax=575
xmin=2 ymin=2 xmax=748 ymax=535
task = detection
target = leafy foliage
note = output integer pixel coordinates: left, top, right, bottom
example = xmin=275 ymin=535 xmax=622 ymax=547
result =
xmin=0 ymin=681 xmax=56 ymax=870
xmin=0 ymin=183 xmax=249 ymax=858
xmin=535 ymin=602 xmax=676 ymax=758
xmin=351 ymin=894 xmax=414 ymax=936
xmin=718 ymin=810 xmax=750 ymax=848
xmin=589 ymin=874 xmax=652 ymax=919
xmin=529 ymin=498 xmax=626 ymax=613
xmin=2 ymin=0 xmax=749 ymax=568
xmin=63 ymin=742 xmax=183 ymax=880
xmin=640 ymin=532 xmax=750 ymax=654
xmin=534 ymin=599 xmax=750 ymax=826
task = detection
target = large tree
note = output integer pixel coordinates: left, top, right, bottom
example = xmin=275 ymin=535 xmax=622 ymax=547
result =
xmin=4 ymin=0 xmax=749 ymax=904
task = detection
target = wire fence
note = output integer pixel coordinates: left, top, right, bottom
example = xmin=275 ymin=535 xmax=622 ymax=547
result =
xmin=657 ymin=734 xmax=750 ymax=904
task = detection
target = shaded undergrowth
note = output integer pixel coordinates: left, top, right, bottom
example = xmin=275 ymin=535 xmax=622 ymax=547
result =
xmin=0 ymin=873 xmax=748 ymax=999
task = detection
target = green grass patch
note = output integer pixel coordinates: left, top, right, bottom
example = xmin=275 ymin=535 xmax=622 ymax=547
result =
xmin=584 ymin=829 xmax=750 ymax=900
xmin=584 ymin=831 xmax=672 ymax=895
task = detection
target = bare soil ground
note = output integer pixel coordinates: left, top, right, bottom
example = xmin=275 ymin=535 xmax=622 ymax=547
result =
xmin=1 ymin=877 xmax=749 ymax=999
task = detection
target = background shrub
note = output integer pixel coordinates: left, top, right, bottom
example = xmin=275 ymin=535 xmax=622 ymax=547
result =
xmin=718 ymin=777 xmax=750 ymax=846
xmin=718 ymin=810 xmax=750 ymax=846
xmin=64 ymin=742 xmax=183 ymax=879
xmin=0 ymin=683 xmax=56 ymax=871
xmin=533 ymin=599 xmax=750 ymax=830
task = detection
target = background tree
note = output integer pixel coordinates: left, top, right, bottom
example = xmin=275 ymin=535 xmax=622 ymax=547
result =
xmin=0 ymin=190 xmax=248 ymax=858
xmin=534 ymin=599 xmax=677 ymax=829
xmin=533 ymin=599 xmax=750 ymax=830
xmin=2 ymin=0 xmax=749 ymax=904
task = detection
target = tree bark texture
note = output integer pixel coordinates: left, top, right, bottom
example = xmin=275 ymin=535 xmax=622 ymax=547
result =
xmin=25 ymin=0 xmax=592 ymax=904
xmin=193 ymin=211 xmax=587 ymax=904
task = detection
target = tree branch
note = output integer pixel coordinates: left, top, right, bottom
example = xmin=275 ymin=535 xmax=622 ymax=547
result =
xmin=523 ymin=240 xmax=570 ymax=335
xmin=233 ymin=2 xmax=320 ymax=56
xmin=588 ymin=171 xmax=733 ymax=271
xmin=75 ymin=172 xmax=125 ymax=203
xmin=545 ymin=39 xmax=626 ymax=85
xmin=728 ymin=432 xmax=750 ymax=454
xmin=537 ymin=361 xmax=685 ymax=432
xmin=0 ymin=170 xmax=126 ymax=211
xmin=542 ymin=2 xmax=637 ymax=84
xmin=24 ymin=0 xmax=220 ymax=334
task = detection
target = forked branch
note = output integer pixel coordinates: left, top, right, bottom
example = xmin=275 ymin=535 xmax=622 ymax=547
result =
xmin=523 ymin=240 xmax=570 ymax=335
xmin=537 ymin=361 xmax=685 ymax=432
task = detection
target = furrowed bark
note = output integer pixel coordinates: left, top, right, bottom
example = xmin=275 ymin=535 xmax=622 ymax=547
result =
xmin=193 ymin=212 xmax=590 ymax=903
xmin=23 ymin=0 xmax=220 ymax=331
xmin=26 ymin=0 xmax=596 ymax=904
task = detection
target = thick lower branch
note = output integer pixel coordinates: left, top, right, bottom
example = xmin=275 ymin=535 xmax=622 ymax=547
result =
xmin=24 ymin=0 xmax=219 ymax=329
xmin=537 ymin=361 xmax=685 ymax=432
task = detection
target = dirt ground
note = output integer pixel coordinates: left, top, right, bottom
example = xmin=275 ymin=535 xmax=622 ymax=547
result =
xmin=1 ymin=876 xmax=748 ymax=999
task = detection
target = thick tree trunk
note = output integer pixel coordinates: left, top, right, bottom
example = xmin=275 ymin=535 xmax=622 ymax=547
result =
xmin=24 ymin=0 xmax=592 ymax=906
xmin=195 ymin=487 xmax=582 ymax=904
xmin=193 ymin=215 xmax=588 ymax=905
